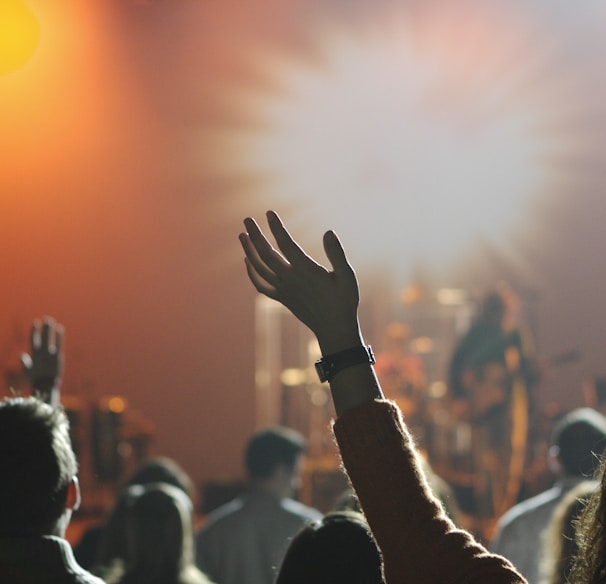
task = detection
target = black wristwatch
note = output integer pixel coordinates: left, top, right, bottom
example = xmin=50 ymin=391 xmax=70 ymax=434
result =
xmin=315 ymin=345 xmax=375 ymax=383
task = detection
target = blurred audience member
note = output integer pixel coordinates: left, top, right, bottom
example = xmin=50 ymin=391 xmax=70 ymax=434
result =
xmin=276 ymin=511 xmax=384 ymax=584
xmin=539 ymin=480 xmax=596 ymax=584
xmin=106 ymin=483 xmax=213 ymax=584
xmin=491 ymin=407 xmax=606 ymax=584
xmin=196 ymin=427 xmax=322 ymax=584
xmin=0 ymin=317 xmax=103 ymax=583
xmin=570 ymin=460 xmax=606 ymax=584
xmin=76 ymin=457 xmax=195 ymax=574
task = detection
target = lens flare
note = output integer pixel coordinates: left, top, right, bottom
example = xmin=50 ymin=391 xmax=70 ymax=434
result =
xmin=0 ymin=0 xmax=40 ymax=75
xmin=202 ymin=5 xmax=578 ymax=280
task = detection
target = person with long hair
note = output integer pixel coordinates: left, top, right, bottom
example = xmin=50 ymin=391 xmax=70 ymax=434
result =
xmin=107 ymin=483 xmax=213 ymax=584
xmin=570 ymin=463 xmax=606 ymax=584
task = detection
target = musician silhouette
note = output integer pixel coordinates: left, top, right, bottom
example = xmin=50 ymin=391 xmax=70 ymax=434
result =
xmin=447 ymin=283 xmax=538 ymax=535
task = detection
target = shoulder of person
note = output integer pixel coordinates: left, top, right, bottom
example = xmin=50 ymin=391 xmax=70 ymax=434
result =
xmin=198 ymin=496 xmax=246 ymax=532
xmin=281 ymin=498 xmax=323 ymax=520
xmin=496 ymin=486 xmax=562 ymax=530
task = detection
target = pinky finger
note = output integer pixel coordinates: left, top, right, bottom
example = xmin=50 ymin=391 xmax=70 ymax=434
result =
xmin=240 ymin=233 xmax=280 ymax=286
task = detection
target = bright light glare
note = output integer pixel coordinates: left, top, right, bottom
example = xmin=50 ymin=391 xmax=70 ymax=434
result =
xmin=221 ymin=19 xmax=558 ymax=278
xmin=0 ymin=0 xmax=40 ymax=75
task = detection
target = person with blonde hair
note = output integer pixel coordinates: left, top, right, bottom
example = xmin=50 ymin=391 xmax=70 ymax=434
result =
xmin=570 ymin=461 xmax=606 ymax=584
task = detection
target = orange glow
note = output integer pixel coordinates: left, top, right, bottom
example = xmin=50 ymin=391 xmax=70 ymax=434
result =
xmin=0 ymin=0 xmax=40 ymax=75
xmin=107 ymin=397 xmax=127 ymax=414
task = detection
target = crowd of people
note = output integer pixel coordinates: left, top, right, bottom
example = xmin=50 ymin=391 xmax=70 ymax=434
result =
xmin=3 ymin=210 xmax=606 ymax=584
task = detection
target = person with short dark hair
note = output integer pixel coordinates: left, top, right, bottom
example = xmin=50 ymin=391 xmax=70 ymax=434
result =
xmin=0 ymin=397 xmax=78 ymax=538
xmin=195 ymin=426 xmax=321 ymax=584
xmin=244 ymin=427 xmax=306 ymax=480
xmin=491 ymin=407 xmax=606 ymax=584
xmin=276 ymin=511 xmax=384 ymax=584
xmin=0 ymin=317 xmax=103 ymax=583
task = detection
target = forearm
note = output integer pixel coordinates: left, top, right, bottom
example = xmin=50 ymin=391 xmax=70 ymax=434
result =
xmin=334 ymin=400 xmax=526 ymax=584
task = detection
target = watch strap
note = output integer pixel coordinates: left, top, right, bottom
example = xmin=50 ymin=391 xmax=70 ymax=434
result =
xmin=315 ymin=345 xmax=375 ymax=383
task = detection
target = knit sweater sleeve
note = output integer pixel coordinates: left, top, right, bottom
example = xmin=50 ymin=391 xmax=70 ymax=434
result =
xmin=333 ymin=399 xmax=526 ymax=584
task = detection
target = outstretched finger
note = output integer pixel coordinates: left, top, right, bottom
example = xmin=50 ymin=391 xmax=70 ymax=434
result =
xmin=30 ymin=319 xmax=41 ymax=351
xmin=267 ymin=210 xmax=310 ymax=266
xmin=239 ymin=233 xmax=280 ymax=286
xmin=244 ymin=217 xmax=289 ymax=273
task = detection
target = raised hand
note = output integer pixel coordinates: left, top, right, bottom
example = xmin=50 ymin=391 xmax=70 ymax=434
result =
xmin=239 ymin=211 xmax=363 ymax=354
xmin=21 ymin=317 xmax=64 ymax=406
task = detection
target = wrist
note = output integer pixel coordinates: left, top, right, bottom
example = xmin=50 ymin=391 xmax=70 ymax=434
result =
xmin=315 ymin=345 xmax=375 ymax=383
xmin=32 ymin=377 xmax=60 ymax=392
xmin=316 ymin=323 xmax=364 ymax=355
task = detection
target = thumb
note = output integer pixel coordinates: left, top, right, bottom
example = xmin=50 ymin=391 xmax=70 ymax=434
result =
xmin=323 ymin=230 xmax=354 ymax=276
xmin=323 ymin=230 xmax=359 ymax=301
xmin=21 ymin=352 xmax=33 ymax=375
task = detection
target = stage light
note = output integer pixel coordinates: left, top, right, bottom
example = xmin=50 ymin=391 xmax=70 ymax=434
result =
xmin=280 ymin=368 xmax=309 ymax=387
xmin=213 ymin=7 xmax=567 ymax=280
xmin=0 ymin=0 xmax=40 ymax=75
xmin=436 ymin=288 xmax=467 ymax=306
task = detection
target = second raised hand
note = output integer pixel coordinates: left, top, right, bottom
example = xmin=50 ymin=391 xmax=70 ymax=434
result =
xmin=21 ymin=317 xmax=64 ymax=407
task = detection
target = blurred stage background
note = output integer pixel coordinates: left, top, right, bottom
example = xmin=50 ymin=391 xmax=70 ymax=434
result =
xmin=2 ymin=0 xmax=606 ymax=519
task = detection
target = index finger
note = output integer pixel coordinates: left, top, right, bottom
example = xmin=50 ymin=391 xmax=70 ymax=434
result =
xmin=266 ymin=210 xmax=312 ymax=266
xmin=54 ymin=324 xmax=65 ymax=356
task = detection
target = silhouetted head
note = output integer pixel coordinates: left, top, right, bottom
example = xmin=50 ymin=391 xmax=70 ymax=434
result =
xmin=479 ymin=291 xmax=507 ymax=326
xmin=111 ymin=482 xmax=210 ymax=584
xmin=126 ymin=457 xmax=194 ymax=501
xmin=124 ymin=484 xmax=193 ymax=580
xmin=245 ymin=427 xmax=306 ymax=481
xmin=0 ymin=397 xmax=78 ymax=536
xmin=97 ymin=457 xmax=194 ymax=568
xmin=552 ymin=408 xmax=606 ymax=478
xmin=276 ymin=511 xmax=384 ymax=584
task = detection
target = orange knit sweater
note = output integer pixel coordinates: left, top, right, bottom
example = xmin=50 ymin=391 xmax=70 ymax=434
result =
xmin=333 ymin=399 xmax=527 ymax=584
